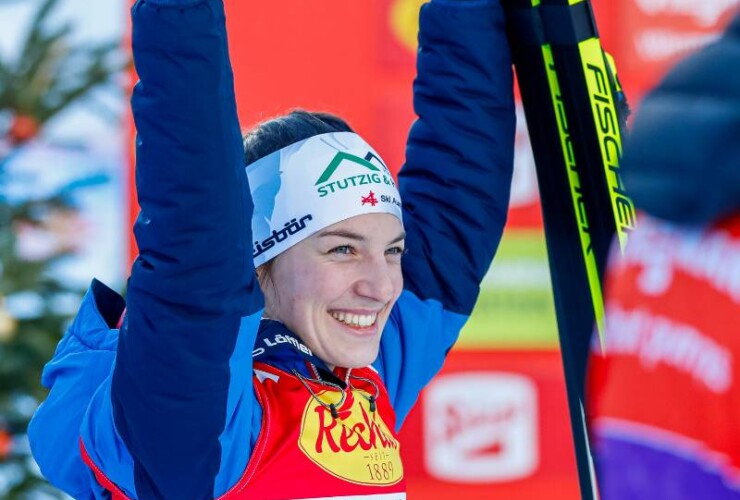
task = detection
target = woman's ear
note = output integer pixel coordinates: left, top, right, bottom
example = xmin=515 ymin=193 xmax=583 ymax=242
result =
xmin=256 ymin=260 xmax=279 ymax=317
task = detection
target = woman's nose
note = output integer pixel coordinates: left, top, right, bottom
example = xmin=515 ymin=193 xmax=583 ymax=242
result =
xmin=354 ymin=256 xmax=396 ymax=303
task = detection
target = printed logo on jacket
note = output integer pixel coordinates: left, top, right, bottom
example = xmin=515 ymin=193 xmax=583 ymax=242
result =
xmin=299 ymin=388 xmax=403 ymax=486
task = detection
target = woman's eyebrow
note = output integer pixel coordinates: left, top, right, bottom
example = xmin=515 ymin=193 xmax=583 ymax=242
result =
xmin=318 ymin=230 xmax=365 ymax=241
xmin=317 ymin=230 xmax=406 ymax=244
xmin=389 ymin=232 xmax=406 ymax=244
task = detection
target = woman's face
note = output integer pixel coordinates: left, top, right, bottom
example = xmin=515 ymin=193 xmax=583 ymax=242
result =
xmin=259 ymin=213 xmax=405 ymax=368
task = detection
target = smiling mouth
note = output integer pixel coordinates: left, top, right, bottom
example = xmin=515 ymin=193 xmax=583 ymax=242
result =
xmin=330 ymin=311 xmax=378 ymax=329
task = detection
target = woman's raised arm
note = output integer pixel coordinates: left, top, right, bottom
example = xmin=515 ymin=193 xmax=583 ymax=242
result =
xmin=86 ymin=0 xmax=263 ymax=497
xmin=376 ymin=0 xmax=516 ymax=424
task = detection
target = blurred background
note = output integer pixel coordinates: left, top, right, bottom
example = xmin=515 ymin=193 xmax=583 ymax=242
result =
xmin=0 ymin=0 xmax=736 ymax=498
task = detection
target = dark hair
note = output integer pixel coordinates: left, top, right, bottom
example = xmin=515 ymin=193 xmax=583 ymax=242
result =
xmin=243 ymin=109 xmax=354 ymax=166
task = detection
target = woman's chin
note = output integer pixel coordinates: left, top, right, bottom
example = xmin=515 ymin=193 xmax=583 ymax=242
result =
xmin=329 ymin=344 xmax=380 ymax=369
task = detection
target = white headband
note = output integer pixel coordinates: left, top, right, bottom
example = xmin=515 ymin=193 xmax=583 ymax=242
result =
xmin=247 ymin=131 xmax=403 ymax=267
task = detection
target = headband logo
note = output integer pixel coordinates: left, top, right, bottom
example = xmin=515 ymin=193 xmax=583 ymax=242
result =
xmin=315 ymin=152 xmax=380 ymax=184
xmin=315 ymin=151 xmax=397 ymax=198
xmin=253 ymin=214 xmax=313 ymax=259
xmin=361 ymin=191 xmax=379 ymax=207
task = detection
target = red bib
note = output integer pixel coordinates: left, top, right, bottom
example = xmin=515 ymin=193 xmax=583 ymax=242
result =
xmin=221 ymin=362 xmax=407 ymax=499
xmin=81 ymin=362 xmax=407 ymax=500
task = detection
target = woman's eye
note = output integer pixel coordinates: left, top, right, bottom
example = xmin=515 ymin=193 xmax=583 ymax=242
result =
xmin=386 ymin=246 xmax=406 ymax=256
xmin=329 ymin=245 xmax=353 ymax=255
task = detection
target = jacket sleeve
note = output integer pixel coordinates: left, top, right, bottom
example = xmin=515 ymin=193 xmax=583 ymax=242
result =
xmin=27 ymin=281 xmax=123 ymax=500
xmin=80 ymin=1 xmax=264 ymax=498
xmin=374 ymin=0 xmax=516 ymax=426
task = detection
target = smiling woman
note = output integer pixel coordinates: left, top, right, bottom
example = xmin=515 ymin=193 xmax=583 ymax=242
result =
xmin=27 ymin=0 xmax=516 ymax=499
xmin=260 ymin=213 xmax=406 ymax=369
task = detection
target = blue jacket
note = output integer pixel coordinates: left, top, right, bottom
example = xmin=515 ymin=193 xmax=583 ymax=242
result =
xmin=28 ymin=0 xmax=515 ymax=498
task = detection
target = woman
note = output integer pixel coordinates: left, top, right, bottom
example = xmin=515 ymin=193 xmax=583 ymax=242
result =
xmin=29 ymin=0 xmax=515 ymax=498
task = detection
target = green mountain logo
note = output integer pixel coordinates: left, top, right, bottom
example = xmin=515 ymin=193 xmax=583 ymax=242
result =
xmin=315 ymin=152 xmax=380 ymax=185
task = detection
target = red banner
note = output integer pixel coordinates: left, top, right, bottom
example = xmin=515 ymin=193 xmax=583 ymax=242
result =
xmin=608 ymin=1 xmax=738 ymax=99
xmin=399 ymin=348 xmax=580 ymax=499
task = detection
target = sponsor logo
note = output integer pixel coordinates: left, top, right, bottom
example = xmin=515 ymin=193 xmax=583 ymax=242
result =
xmin=361 ymin=191 xmax=379 ymax=207
xmin=299 ymin=389 xmax=403 ymax=486
xmin=583 ymin=52 xmax=636 ymax=246
xmin=636 ymin=29 xmax=720 ymax=61
xmin=253 ymin=214 xmax=312 ymax=259
xmin=252 ymin=332 xmax=313 ymax=358
xmin=621 ymin=218 xmax=740 ymax=303
xmin=544 ymin=48 xmax=595 ymax=259
xmin=424 ymin=372 xmax=538 ymax=482
xmin=315 ymin=152 xmax=397 ymax=198
xmin=600 ymin=305 xmax=733 ymax=394
xmin=634 ymin=0 xmax=736 ymax=27
xmin=380 ymin=194 xmax=401 ymax=209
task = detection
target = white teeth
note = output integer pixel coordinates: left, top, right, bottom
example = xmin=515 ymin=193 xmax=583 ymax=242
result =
xmin=331 ymin=311 xmax=378 ymax=327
